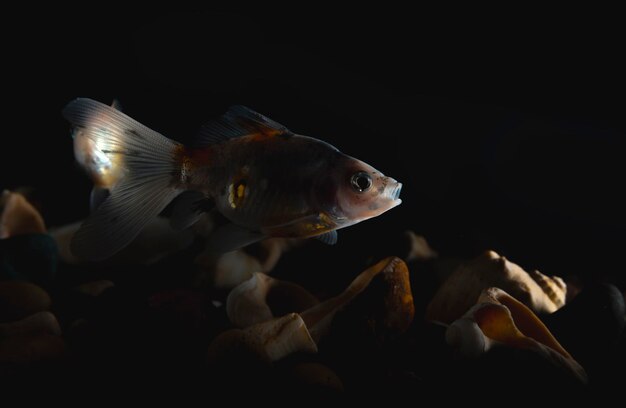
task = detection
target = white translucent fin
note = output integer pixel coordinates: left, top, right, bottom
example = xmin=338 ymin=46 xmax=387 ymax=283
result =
xmin=63 ymin=98 xmax=183 ymax=261
xmin=89 ymin=187 xmax=110 ymax=212
xmin=71 ymin=180 xmax=181 ymax=261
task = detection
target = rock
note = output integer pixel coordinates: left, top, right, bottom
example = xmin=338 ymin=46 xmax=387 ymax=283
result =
xmin=302 ymin=257 xmax=414 ymax=344
xmin=445 ymin=287 xmax=587 ymax=383
xmin=404 ymin=231 xmax=438 ymax=261
xmin=194 ymin=238 xmax=304 ymax=290
xmin=0 ymin=334 xmax=66 ymax=372
xmin=74 ymin=280 xmax=115 ymax=297
xmin=280 ymin=361 xmax=344 ymax=400
xmin=207 ymin=313 xmax=317 ymax=365
xmin=426 ymin=250 xmax=566 ymax=324
xmin=542 ymin=282 xmax=626 ymax=391
xmin=227 ymin=273 xmax=319 ymax=328
xmin=0 ymin=234 xmax=58 ymax=286
xmin=318 ymin=257 xmax=414 ymax=345
xmin=0 ymin=190 xmax=46 ymax=239
xmin=0 ymin=281 xmax=51 ymax=323
xmin=0 ymin=311 xmax=61 ymax=339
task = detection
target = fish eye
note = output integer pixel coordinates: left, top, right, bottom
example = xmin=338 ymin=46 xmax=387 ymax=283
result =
xmin=350 ymin=172 xmax=373 ymax=192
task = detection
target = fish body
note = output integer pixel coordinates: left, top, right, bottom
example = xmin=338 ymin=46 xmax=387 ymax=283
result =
xmin=63 ymin=99 xmax=402 ymax=261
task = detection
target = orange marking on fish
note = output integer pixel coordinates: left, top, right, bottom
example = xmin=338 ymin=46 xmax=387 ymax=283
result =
xmin=238 ymin=131 xmax=276 ymax=143
xmin=188 ymin=147 xmax=213 ymax=165
xmin=228 ymin=179 xmax=247 ymax=209
xmin=232 ymin=117 xmax=287 ymax=141
xmin=175 ymin=146 xmax=213 ymax=170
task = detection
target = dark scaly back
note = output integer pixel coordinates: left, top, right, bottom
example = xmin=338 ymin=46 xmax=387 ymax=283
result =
xmin=169 ymin=105 xmax=297 ymax=231
xmin=209 ymin=133 xmax=342 ymax=230
xmin=178 ymin=105 xmax=342 ymax=234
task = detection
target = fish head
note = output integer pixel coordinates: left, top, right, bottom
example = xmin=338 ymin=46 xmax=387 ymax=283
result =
xmin=329 ymin=156 xmax=402 ymax=225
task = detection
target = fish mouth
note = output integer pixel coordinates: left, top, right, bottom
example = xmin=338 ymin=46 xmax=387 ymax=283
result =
xmin=384 ymin=180 xmax=403 ymax=206
xmin=391 ymin=183 xmax=402 ymax=201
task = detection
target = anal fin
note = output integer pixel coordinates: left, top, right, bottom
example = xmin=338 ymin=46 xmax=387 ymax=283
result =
xmin=315 ymin=230 xmax=338 ymax=245
xmin=72 ymin=179 xmax=181 ymax=261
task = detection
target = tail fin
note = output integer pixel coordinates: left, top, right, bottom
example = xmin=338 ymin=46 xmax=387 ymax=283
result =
xmin=63 ymin=98 xmax=183 ymax=261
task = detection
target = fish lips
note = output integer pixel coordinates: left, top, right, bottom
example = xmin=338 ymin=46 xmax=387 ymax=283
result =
xmin=385 ymin=180 xmax=403 ymax=207
xmin=390 ymin=182 xmax=402 ymax=201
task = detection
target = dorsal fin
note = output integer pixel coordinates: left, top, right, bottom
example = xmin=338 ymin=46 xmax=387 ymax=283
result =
xmin=195 ymin=105 xmax=293 ymax=146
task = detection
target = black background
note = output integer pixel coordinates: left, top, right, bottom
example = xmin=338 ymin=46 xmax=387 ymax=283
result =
xmin=3 ymin=6 xmax=625 ymax=289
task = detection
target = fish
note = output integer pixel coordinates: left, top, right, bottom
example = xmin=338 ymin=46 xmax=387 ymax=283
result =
xmin=62 ymin=98 xmax=403 ymax=261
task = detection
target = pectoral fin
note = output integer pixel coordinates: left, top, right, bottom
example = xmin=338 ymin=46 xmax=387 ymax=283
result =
xmin=264 ymin=212 xmax=337 ymax=239
xmin=315 ymin=230 xmax=338 ymax=245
